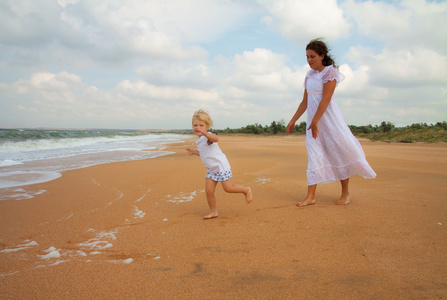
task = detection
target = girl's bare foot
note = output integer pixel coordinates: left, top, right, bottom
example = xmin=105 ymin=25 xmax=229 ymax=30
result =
xmin=336 ymin=195 xmax=350 ymax=205
xmin=297 ymin=198 xmax=316 ymax=207
xmin=203 ymin=212 xmax=218 ymax=220
xmin=245 ymin=187 xmax=253 ymax=204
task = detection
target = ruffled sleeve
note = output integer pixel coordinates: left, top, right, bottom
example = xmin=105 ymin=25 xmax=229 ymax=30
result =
xmin=320 ymin=65 xmax=345 ymax=86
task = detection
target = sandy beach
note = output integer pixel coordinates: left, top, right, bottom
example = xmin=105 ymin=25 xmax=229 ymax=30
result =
xmin=0 ymin=135 xmax=446 ymax=299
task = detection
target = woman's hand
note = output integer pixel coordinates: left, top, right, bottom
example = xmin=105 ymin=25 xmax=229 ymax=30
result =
xmin=286 ymin=121 xmax=296 ymax=135
xmin=307 ymin=122 xmax=319 ymax=139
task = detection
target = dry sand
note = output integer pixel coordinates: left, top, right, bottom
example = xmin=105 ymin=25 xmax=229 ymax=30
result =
xmin=0 ymin=135 xmax=446 ymax=299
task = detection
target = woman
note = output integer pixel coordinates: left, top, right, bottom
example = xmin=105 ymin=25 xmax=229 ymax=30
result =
xmin=287 ymin=39 xmax=376 ymax=207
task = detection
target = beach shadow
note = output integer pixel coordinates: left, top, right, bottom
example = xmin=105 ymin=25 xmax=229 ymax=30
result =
xmin=147 ymin=267 xmax=173 ymax=274
xmin=230 ymin=271 xmax=283 ymax=287
xmin=192 ymin=262 xmax=204 ymax=274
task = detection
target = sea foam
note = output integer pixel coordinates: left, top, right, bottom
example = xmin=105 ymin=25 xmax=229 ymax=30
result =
xmin=0 ymin=130 xmax=188 ymax=197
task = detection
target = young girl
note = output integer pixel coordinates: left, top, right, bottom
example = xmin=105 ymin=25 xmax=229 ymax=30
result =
xmin=287 ymin=39 xmax=376 ymax=207
xmin=186 ymin=109 xmax=253 ymax=219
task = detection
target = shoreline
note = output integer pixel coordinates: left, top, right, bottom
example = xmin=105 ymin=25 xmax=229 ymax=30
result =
xmin=0 ymin=133 xmax=191 ymax=194
xmin=0 ymin=135 xmax=446 ymax=299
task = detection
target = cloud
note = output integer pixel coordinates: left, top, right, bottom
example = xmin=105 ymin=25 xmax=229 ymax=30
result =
xmin=226 ymin=48 xmax=292 ymax=92
xmin=342 ymin=0 xmax=447 ymax=52
xmin=0 ymin=0 xmax=446 ymax=129
xmin=262 ymin=0 xmax=351 ymax=43
xmin=135 ymin=62 xmax=217 ymax=89
xmin=52 ymin=0 xmax=261 ymax=63
xmin=0 ymin=46 xmax=307 ymax=129
xmin=219 ymin=48 xmax=307 ymax=126
xmin=115 ymin=79 xmax=218 ymax=103
xmin=337 ymin=44 xmax=447 ymax=125
xmin=342 ymin=0 xmax=411 ymax=39
xmin=370 ymin=47 xmax=447 ymax=88
xmin=334 ymin=0 xmax=447 ymax=125
xmin=58 ymin=1 xmax=209 ymax=61
xmin=0 ymin=1 xmax=62 ymax=46
xmin=56 ymin=0 xmax=79 ymax=8
xmin=345 ymin=46 xmax=447 ymax=88
xmin=0 ymin=0 xmax=265 ymax=67
xmin=0 ymin=0 xmax=210 ymax=66
xmin=0 ymin=70 xmax=220 ymax=128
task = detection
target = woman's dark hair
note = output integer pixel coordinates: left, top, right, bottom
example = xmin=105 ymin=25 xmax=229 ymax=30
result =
xmin=306 ymin=39 xmax=336 ymax=67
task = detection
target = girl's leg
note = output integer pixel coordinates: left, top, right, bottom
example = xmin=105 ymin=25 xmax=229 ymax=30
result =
xmin=336 ymin=178 xmax=350 ymax=205
xmin=221 ymin=178 xmax=253 ymax=204
xmin=297 ymin=184 xmax=317 ymax=207
xmin=204 ymin=179 xmax=219 ymax=219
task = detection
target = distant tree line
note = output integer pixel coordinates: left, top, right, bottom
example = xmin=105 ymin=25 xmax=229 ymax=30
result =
xmin=216 ymin=120 xmax=297 ymax=134
xmin=214 ymin=121 xmax=447 ymax=135
xmin=349 ymin=121 xmax=447 ymax=134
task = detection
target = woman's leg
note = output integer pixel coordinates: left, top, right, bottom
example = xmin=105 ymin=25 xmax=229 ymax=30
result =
xmin=221 ymin=178 xmax=252 ymax=204
xmin=297 ymin=184 xmax=317 ymax=207
xmin=204 ymin=179 xmax=219 ymax=219
xmin=336 ymin=178 xmax=350 ymax=205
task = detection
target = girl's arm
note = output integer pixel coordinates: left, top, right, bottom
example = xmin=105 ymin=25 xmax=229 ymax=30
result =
xmin=199 ymin=130 xmax=219 ymax=143
xmin=307 ymin=80 xmax=336 ymax=139
xmin=186 ymin=148 xmax=200 ymax=156
xmin=287 ymin=90 xmax=308 ymax=134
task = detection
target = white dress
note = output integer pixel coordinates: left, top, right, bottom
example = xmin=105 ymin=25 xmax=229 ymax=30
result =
xmin=196 ymin=134 xmax=232 ymax=181
xmin=305 ymin=65 xmax=376 ymax=185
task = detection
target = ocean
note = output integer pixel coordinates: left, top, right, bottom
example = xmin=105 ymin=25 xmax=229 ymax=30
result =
xmin=0 ymin=128 xmax=189 ymax=200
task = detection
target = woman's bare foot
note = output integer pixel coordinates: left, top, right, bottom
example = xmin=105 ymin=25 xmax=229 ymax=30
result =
xmin=336 ymin=195 xmax=350 ymax=205
xmin=203 ymin=212 xmax=218 ymax=220
xmin=245 ymin=187 xmax=253 ymax=204
xmin=297 ymin=197 xmax=316 ymax=207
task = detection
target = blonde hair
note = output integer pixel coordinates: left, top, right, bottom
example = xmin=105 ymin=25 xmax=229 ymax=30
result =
xmin=192 ymin=109 xmax=213 ymax=128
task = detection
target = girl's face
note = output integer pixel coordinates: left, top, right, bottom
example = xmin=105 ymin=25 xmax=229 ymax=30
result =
xmin=306 ymin=49 xmax=324 ymax=72
xmin=192 ymin=119 xmax=209 ymax=136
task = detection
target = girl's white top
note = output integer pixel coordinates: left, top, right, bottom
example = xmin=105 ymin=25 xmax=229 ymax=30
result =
xmin=196 ymin=134 xmax=231 ymax=174
xmin=304 ymin=65 xmax=376 ymax=185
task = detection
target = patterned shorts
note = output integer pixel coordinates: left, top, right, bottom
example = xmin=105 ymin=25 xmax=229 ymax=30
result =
xmin=206 ymin=169 xmax=232 ymax=182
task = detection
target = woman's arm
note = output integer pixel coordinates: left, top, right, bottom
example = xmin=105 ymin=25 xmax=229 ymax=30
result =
xmin=307 ymin=80 xmax=336 ymax=139
xmin=287 ymin=90 xmax=308 ymax=134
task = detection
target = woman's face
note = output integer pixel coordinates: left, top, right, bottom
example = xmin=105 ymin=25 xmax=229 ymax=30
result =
xmin=306 ymin=49 xmax=324 ymax=72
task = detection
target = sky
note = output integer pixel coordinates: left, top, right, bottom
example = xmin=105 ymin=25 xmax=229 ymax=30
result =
xmin=0 ymin=0 xmax=446 ymax=130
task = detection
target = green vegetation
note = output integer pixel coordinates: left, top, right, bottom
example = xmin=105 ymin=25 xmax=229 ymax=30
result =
xmin=213 ymin=121 xmax=447 ymax=143
xmin=217 ymin=120 xmax=300 ymax=135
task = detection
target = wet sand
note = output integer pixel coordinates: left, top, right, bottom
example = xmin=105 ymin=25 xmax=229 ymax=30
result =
xmin=0 ymin=135 xmax=446 ymax=299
